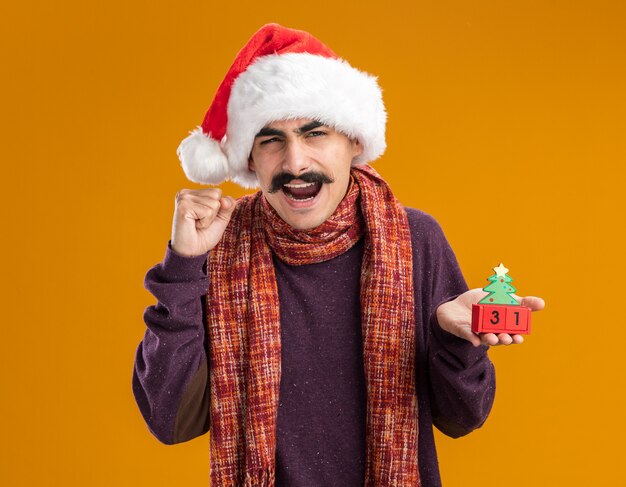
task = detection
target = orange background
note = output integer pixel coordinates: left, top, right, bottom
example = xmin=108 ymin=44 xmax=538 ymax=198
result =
xmin=2 ymin=1 xmax=624 ymax=485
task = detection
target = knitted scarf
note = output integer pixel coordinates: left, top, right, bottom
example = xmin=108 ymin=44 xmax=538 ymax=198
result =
xmin=206 ymin=164 xmax=420 ymax=486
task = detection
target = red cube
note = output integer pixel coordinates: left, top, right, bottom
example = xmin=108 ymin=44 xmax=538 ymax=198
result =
xmin=471 ymin=304 xmax=531 ymax=334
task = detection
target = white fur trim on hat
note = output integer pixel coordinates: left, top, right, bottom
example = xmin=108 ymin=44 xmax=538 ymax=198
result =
xmin=225 ymin=53 xmax=387 ymax=188
xmin=176 ymin=127 xmax=230 ymax=185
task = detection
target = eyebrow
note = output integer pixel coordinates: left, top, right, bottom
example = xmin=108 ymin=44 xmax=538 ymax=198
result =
xmin=296 ymin=120 xmax=324 ymax=134
xmin=254 ymin=120 xmax=326 ymax=138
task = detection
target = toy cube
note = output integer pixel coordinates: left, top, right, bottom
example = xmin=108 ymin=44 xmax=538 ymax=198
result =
xmin=471 ymin=304 xmax=531 ymax=335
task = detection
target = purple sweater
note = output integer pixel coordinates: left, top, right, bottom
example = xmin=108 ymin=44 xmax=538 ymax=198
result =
xmin=132 ymin=208 xmax=495 ymax=486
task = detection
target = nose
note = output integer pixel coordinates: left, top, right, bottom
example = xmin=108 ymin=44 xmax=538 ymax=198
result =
xmin=282 ymin=138 xmax=311 ymax=176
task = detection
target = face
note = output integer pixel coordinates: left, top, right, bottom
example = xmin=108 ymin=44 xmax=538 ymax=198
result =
xmin=248 ymin=118 xmax=363 ymax=230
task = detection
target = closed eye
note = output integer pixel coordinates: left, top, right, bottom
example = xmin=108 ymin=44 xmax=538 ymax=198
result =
xmin=260 ymin=137 xmax=281 ymax=145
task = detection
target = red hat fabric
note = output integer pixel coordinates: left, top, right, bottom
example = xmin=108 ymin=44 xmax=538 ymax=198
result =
xmin=177 ymin=23 xmax=387 ymax=188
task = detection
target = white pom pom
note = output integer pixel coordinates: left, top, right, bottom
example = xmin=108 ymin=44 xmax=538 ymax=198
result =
xmin=176 ymin=127 xmax=230 ymax=185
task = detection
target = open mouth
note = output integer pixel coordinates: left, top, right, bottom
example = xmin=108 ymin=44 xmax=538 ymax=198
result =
xmin=282 ymin=181 xmax=323 ymax=202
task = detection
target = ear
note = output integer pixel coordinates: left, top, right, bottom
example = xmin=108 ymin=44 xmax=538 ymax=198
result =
xmin=352 ymin=138 xmax=363 ymax=158
xmin=247 ymin=155 xmax=255 ymax=172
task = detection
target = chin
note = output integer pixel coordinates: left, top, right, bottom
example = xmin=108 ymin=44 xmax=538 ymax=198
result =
xmin=275 ymin=207 xmax=324 ymax=230
xmin=286 ymin=215 xmax=326 ymax=230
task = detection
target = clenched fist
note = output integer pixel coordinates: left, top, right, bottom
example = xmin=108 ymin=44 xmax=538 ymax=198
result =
xmin=170 ymin=188 xmax=236 ymax=257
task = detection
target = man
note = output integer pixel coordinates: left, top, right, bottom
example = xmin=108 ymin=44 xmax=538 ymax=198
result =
xmin=132 ymin=23 xmax=544 ymax=486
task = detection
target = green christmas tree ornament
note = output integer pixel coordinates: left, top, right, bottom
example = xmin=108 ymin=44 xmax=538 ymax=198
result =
xmin=478 ymin=263 xmax=520 ymax=306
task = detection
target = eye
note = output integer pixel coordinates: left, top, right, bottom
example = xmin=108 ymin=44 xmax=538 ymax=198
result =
xmin=259 ymin=137 xmax=280 ymax=145
xmin=307 ymin=130 xmax=327 ymax=138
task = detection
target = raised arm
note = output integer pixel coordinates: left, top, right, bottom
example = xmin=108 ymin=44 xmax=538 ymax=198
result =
xmin=132 ymin=187 xmax=236 ymax=444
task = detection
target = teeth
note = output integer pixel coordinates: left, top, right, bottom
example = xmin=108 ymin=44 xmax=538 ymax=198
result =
xmin=284 ymin=182 xmax=316 ymax=189
xmin=284 ymin=193 xmax=315 ymax=202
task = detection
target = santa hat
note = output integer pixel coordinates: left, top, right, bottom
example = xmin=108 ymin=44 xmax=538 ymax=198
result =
xmin=176 ymin=23 xmax=387 ymax=188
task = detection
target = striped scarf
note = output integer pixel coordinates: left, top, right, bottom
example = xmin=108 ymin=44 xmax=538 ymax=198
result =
xmin=206 ymin=164 xmax=420 ymax=486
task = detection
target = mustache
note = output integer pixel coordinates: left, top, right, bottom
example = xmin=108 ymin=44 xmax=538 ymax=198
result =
xmin=268 ymin=171 xmax=335 ymax=193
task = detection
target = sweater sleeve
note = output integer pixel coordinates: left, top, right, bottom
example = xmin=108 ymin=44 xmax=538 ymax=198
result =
xmin=408 ymin=209 xmax=496 ymax=439
xmin=131 ymin=240 xmax=211 ymax=445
